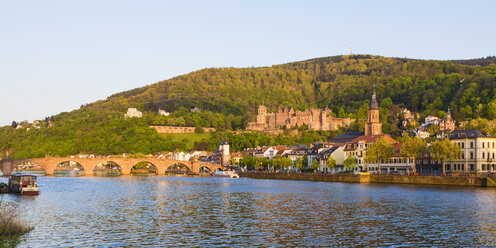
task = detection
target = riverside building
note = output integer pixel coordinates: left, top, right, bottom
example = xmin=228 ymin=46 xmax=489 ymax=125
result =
xmin=343 ymin=88 xmax=414 ymax=174
xmin=448 ymin=129 xmax=496 ymax=174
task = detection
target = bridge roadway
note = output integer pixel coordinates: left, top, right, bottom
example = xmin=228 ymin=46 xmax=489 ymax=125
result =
xmin=0 ymin=157 xmax=221 ymax=176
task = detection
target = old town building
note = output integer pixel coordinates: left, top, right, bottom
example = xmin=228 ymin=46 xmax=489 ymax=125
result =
xmin=447 ymin=129 xmax=496 ymax=174
xmin=343 ymin=89 xmax=414 ymax=174
xmin=439 ymin=108 xmax=456 ymax=131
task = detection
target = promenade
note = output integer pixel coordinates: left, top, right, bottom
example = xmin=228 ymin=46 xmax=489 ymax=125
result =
xmin=239 ymin=172 xmax=496 ymax=187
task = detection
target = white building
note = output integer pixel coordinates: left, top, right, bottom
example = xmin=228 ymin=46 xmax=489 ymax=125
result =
xmin=448 ymin=129 xmax=496 ymax=173
xmin=415 ymin=129 xmax=431 ymax=139
xmin=158 ymin=109 xmax=170 ymax=116
xmin=219 ymin=141 xmax=230 ymax=166
xmin=125 ymin=108 xmax=143 ymax=118
xmin=424 ymin=116 xmax=440 ymax=126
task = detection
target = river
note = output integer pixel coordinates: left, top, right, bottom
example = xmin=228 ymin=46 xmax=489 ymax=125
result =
xmin=2 ymin=176 xmax=496 ymax=247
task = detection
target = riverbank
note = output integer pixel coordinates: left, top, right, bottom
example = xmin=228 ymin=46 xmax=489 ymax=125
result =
xmin=239 ymin=172 xmax=496 ymax=187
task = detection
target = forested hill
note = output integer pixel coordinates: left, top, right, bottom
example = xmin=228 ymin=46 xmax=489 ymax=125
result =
xmin=2 ymin=54 xmax=496 ymax=159
xmin=94 ymin=54 xmax=496 ymax=124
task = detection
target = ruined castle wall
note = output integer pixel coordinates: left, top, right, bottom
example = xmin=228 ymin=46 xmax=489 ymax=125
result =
xmin=150 ymin=126 xmax=216 ymax=133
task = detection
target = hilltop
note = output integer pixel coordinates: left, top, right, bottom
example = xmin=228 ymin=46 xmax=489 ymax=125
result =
xmin=1 ymin=54 xmax=496 ymax=159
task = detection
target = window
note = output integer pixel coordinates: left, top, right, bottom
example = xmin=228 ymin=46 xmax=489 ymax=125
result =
xmin=483 ymin=153 xmax=485 ymax=159
xmin=471 ymin=142 xmax=474 ymax=148
xmin=462 ymin=164 xmax=465 ymax=171
xmin=462 ymin=143 xmax=465 ymax=149
xmin=471 ymin=152 xmax=474 ymax=159
xmin=462 ymin=153 xmax=465 ymax=159
xmin=483 ymin=142 xmax=485 ymax=148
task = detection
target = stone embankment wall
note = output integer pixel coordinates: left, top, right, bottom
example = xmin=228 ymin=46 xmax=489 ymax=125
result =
xmin=239 ymin=172 xmax=496 ymax=187
xmin=150 ymin=126 xmax=216 ymax=134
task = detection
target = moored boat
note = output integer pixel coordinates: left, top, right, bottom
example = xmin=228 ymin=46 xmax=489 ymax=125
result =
xmin=213 ymin=169 xmax=239 ymax=178
xmin=8 ymin=174 xmax=40 ymax=195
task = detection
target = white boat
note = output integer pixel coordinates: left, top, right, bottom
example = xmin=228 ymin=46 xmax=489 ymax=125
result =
xmin=8 ymin=174 xmax=40 ymax=195
xmin=213 ymin=169 xmax=239 ymax=178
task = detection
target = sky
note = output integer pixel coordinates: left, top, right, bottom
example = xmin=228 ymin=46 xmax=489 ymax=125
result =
xmin=0 ymin=0 xmax=495 ymax=126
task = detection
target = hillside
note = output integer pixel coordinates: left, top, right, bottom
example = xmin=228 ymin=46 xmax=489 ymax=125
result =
xmin=2 ymin=54 xmax=496 ymax=159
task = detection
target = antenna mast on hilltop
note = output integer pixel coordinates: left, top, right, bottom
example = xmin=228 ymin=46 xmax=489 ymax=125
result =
xmin=350 ymin=41 xmax=353 ymax=55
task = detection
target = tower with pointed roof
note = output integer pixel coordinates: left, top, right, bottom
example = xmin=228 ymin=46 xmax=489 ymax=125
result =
xmin=365 ymin=88 xmax=382 ymax=136
xmin=439 ymin=107 xmax=456 ymax=131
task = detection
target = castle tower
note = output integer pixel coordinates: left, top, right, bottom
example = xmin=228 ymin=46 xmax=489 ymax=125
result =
xmin=219 ymin=141 xmax=230 ymax=166
xmin=256 ymin=105 xmax=267 ymax=125
xmin=365 ymin=88 xmax=382 ymax=136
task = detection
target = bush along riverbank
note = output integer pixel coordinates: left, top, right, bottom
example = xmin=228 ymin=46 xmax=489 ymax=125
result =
xmin=0 ymin=197 xmax=32 ymax=248
xmin=239 ymin=172 xmax=496 ymax=187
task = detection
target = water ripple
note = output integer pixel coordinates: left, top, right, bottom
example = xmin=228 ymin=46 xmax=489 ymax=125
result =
xmin=0 ymin=176 xmax=495 ymax=247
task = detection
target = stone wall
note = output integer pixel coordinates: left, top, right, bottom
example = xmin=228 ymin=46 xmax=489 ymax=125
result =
xmin=150 ymin=126 xmax=216 ymax=134
xmin=239 ymin=172 xmax=496 ymax=187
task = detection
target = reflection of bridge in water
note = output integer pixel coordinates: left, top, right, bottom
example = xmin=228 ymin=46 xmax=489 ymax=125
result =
xmin=0 ymin=157 xmax=222 ymax=176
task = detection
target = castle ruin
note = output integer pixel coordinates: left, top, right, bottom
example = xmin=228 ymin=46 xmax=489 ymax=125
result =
xmin=247 ymin=105 xmax=352 ymax=131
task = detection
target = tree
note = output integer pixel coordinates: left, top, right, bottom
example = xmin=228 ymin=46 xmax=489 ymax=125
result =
xmin=302 ymin=155 xmax=309 ymax=168
xmin=310 ymin=159 xmax=319 ymax=171
xmin=326 ymin=157 xmax=337 ymax=174
xmin=400 ymin=136 xmax=427 ymax=175
xmin=427 ymin=124 xmax=439 ymax=137
xmin=11 ymin=121 xmax=17 ymax=129
xmin=366 ymin=136 xmax=394 ymax=175
xmin=295 ymin=157 xmax=303 ymax=171
xmin=429 ymin=138 xmax=460 ymax=175
xmin=488 ymin=100 xmax=496 ymax=119
xmin=194 ymin=126 xmax=205 ymax=134
xmin=343 ymin=156 xmax=357 ymax=172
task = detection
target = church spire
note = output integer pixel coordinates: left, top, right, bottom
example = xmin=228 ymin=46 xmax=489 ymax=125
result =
xmin=370 ymin=87 xmax=378 ymax=110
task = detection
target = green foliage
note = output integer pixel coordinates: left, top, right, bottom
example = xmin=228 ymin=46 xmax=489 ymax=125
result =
xmin=343 ymin=157 xmax=357 ymax=171
xmin=3 ymin=55 xmax=496 ymax=158
xmin=271 ymin=156 xmax=293 ymax=169
xmin=430 ymin=139 xmax=460 ymax=175
xmin=302 ymin=155 xmax=309 ymax=168
xmin=326 ymin=157 xmax=337 ymax=171
xmin=366 ymin=136 xmax=394 ymax=174
xmin=295 ymin=157 xmax=303 ymax=170
xmin=400 ymin=136 xmax=427 ymax=174
xmin=310 ymin=159 xmax=319 ymax=170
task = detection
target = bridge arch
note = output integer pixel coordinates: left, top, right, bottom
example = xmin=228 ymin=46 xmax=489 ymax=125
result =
xmin=165 ymin=163 xmax=191 ymax=175
xmin=94 ymin=161 xmax=122 ymax=176
xmin=130 ymin=161 xmax=157 ymax=175
xmin=54 ymin=161 xmax=85 ymax=177
xmin=13 ymin=161 xmax=46 ymax=176
xmin=199 ymin=166 xmax=212 ymax=173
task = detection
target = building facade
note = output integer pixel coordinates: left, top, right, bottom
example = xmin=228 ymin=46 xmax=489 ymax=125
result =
xmin=447 ymin=129 xmax=496 ymax=174
xmin=343 ymin=88 xmax=414 ymax=174
xmin=439 ymin=108 xmax=456 ymax=131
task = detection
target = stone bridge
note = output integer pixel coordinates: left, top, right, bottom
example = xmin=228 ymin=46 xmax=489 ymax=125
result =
xmin=0 ymin=157 xmax=222 ymax=176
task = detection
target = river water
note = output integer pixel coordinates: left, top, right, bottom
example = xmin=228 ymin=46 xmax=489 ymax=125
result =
xmin=2 ymin=176 xmax=496 ymax=247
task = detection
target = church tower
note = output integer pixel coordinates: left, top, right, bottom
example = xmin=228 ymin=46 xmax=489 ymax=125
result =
xmin=365 ymin=88 xmax=382 ymax=136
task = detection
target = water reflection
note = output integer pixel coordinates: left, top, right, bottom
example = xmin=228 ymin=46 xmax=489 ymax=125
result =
xmin=0 ymin=176 xmax=495 ymax=247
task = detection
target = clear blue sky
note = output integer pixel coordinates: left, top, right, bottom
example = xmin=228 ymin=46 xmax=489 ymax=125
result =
xmin=0 ymin=0 xmax=495 ymax=126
